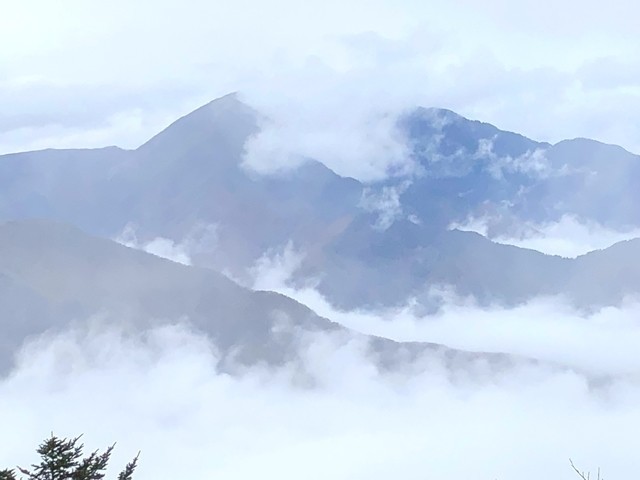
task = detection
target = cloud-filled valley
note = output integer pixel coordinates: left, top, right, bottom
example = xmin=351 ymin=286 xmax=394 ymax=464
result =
xmin=2 ymin=214 xmax=638 ymax=479
xmin=1 ymin=316 xmax=640 ymax=480
xmin=452 ymin=214 xmax=640 ymax=258
xmin=3 ymin=7 xmax=640 ymax=476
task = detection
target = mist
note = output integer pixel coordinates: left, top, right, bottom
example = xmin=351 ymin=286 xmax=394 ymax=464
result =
xmin=250 ymin=243 xmax=640 ymax=376
xmin=451 ymin=214 xmax=640 ymax=258
xmin=5 ymin=1 xmax=640 ymax=159
xmin=1 ymin=316 xmax=639 ymax=480
xmin=114 ymin=223 xmax=220 ymax=266
xmin=2 ymin=222 xmax=640 ymax=479
xmin=3 ymin=3 xmax=640 ymax=478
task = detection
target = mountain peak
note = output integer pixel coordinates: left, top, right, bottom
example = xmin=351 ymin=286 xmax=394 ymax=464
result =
xmin=136 ymin=92 xmax=258 ymax=156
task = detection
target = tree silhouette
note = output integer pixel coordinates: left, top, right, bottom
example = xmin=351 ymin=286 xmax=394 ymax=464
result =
xmin=1 ymin=435 xmax=138 ymax=480
xmin=0 ymin=469 xmax=17 ymax=480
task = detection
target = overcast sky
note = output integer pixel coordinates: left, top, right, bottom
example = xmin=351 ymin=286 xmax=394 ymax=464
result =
xmin=1 ymin=0 xmax=639 ymax=156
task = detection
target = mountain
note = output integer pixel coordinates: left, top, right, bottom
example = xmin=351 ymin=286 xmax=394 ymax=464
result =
xmin=0 ymin=219 xmax=332 ymax=371
xmin=0 ymin=94 xmax=363 ymax=280
xmin=302 ymin=216 xmax=640 ymax=308
xmin=0 ymin=220 xmax=526 ymax=375
xmin=399 ymin=107 xmax=640 ymax=230
xmin=1 ymin=93 xmax=639 ymax=310
xmin=0 ymin=146 xmax=132 ymax=234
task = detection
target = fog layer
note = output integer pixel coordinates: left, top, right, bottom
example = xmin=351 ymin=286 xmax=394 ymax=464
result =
xmin=1 ymin=321 xmax=639 ymax=480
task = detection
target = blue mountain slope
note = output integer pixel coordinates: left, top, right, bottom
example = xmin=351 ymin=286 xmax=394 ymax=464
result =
xmin=1 ymin=94 xmax=639 ymax=308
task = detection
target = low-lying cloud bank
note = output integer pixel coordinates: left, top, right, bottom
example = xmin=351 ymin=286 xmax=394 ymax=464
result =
xmin=45 ymin=234 xmax=640 ymax=479
xmin=1 ymin=321 xmax=639 ymax=480
xmin=451 ymin=214 xmax=640 ymax=258
xmin=251 ymin=243 xmax=640 ymax=377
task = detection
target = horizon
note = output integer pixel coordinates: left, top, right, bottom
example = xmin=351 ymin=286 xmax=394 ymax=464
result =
xmin=3 ymin=0 xmax=639 ymax=158
xmin=3 ymin=91 xmax=637 ymax=159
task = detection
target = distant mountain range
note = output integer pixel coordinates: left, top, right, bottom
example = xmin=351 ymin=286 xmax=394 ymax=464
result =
xmin=1 ymin=92 xmax=639 ymax=313
xmin=0 ymin=220 xmax=523 ymax=375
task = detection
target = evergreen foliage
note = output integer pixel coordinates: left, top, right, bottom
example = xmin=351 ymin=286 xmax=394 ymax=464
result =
xmin=1 ymin=435 xmax=138 ymax=480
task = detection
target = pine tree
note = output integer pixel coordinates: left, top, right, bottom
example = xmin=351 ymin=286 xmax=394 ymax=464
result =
xmin=0 ymin=469 xmax=17 ymax=480
xmin=2 ymin=435 xmax=138 ymax=480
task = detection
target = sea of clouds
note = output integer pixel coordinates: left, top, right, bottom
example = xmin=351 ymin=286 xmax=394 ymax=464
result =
xmin=1 ymin=318 xmax=640 ymax=480
xmin=2 ymin=233 xmax=640 ymax=480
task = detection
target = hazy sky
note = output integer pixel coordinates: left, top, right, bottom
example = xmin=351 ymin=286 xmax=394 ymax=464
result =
xmin=2 ymin=0 xmax=639 ymax=156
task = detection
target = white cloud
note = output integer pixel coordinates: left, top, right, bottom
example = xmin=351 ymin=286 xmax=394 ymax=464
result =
xmin=453 ymin=214 xmax=640 ymax=258
xmin=115 ymin=223 xmax=219 ymax=266
xmin=116 ymin=225 xmax=192 ymax=265
xmin=1 ymin=317 xmax=640 ymax=480
xmin=484 ymin=143 xmax=555 ymax=180
xmin=241 ymin=103 xmax=414 ymax=182
xmin=250 ymin=241 xmax=305 ymax=291
xmin=1 ymin=0 xmax=640 ymax=168
xmin=4 ymin=3 xmax=640 ymax=477
xmin=417 ymin=131 xmax=557 ymax=180
xmin=0 ymin=109 xmax=176 ymax=155
xmin=249 ymin=247 xmax=640 ymax=376
xmin=3 ymin=238 xmax=640 ymax=480
xmin=359 ymin=181 xmax=411 ymax=230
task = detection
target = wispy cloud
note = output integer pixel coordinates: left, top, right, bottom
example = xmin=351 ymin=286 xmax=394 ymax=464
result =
xmin=359 ymin=181 xmax=412 ymax=230
xmin=452 ymin=214 xmax=640 ymax=258
xmin=250 ymin=245 xmax=640 ymax=375
xmin=3 ymin=1 xmax=640 ymax=164
xmin=115 ymin=223 xmax=219 ymax=266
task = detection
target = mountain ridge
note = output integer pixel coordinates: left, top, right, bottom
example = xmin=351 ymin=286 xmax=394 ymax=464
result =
xmin=0 ymin=218 xmax=531 ymax=376
xmin=1 ymin=94 xmax=639 ymax=310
